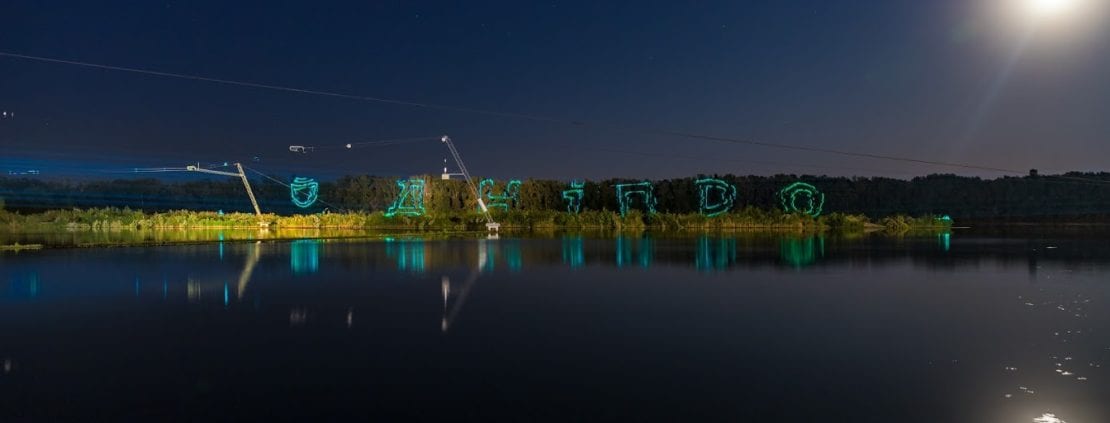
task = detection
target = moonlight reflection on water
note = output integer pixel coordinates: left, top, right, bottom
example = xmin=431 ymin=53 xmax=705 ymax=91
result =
xmin=1 ymin=231 xmax=1109 ymax=420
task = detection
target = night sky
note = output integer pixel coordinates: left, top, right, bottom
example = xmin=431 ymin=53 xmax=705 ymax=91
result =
xmin=2 ymin=1 xmax=1109 ymax=180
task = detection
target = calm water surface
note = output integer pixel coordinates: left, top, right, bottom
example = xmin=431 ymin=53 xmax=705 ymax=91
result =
xmin=1 ymin=231 xmax=1108 ymax=422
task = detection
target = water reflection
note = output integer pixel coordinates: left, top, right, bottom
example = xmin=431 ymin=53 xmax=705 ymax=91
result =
xmin=779 ymin=236 xmax=824 ymax=268
xmin=562 ymin=235 xmax=585 ymax=268
xmin=14 ymin=231 xmax=1110 ymax=305
xmin=440 ymin=270 xmax=480 ymax=333
xmin=17 ymin=230 xmax=1110 ymax=282
xmin=504 ymin=239 xmax=523 ymax=271
xmin=479 ymin=238 xmax=496 ymax=272
xmin=384 ymin=237 xmax=425 ymax=273
xmin=237 ymin=241 xmax=262 ymax=299
xmin=6 ymin=272 xmax=39 ymax=299
xmin=696 ymin=235 xmax=737 ymax=271
xmin=290 ymin=239 xmax=320 ymax=274
xmin=186 ymin=278 xmax=203 ymax=302
xmin=4 ymin=232 xmax=1110 ymax=420
xmin=616 ymin=233 xmax=653 ymax=268
xmin=1034 ymin=413 xmax=1067 ymax=423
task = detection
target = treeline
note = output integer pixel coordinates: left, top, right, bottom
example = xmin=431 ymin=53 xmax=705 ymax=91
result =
xmin=2 ymin=172 xmax=1110 ymax=220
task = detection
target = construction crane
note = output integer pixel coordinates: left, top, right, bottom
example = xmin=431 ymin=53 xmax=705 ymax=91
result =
xmin=185 ymin=162 xmax=263 ymax=218
xmin=288 ymin=134 xmax=500 ymax=232
xmin=440 ymin=135 xmax=499 ymax=232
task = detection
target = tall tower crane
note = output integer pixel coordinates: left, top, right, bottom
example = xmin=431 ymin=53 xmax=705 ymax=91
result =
xmin=440 ymin=136 xmax=499 ymax=232
xmin=132 ymin=162 xmax=265 ymax=222
xmin=288 ymin=134 xmax=499 ymax=232
xmin=185 ymin=162 xmax=263 ymax=218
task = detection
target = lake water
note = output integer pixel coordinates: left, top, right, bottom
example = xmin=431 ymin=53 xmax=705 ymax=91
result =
xmin=1 ymin=230 xmax=1108 ymax=422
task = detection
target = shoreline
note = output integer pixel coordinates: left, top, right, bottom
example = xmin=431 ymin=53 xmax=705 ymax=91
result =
xmin=0 ymin=224 xmax=953 ymax=252
xmin=0 ymin=207 xmax=957 ymax=250
xmin=1 ymin=207 xmax=952 ymax=231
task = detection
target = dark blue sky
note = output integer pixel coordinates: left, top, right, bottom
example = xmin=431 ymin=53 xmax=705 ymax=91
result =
xmin=2 ymin=1 xmax=1109 ymax=180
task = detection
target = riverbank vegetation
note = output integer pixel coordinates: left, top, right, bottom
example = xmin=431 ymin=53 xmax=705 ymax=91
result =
xmin=3 ymin=171 xmax=1109 ymax=220
xmin=0 ymin=206 xmax=951 ymax=233
xmin=0 ymin=242 xmax=43 ymax=252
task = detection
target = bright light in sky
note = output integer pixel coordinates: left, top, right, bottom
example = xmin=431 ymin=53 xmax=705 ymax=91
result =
xmin=1025 ymin=0 xmax=1081 ymax=19
xmin=979 ymin=0 xmax=1104 ymax=44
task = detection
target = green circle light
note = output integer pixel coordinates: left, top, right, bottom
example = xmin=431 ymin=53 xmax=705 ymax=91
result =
xmin=778 ymin=182 xmax=824 ymax=217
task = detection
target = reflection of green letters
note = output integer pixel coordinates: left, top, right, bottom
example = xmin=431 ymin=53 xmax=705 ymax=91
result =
xmin=562 ymin=180 xmax=585 ymax=213
xmin=615 ymin=182 xmax=657 ymax=217
xmin=478 ymin=179 xmax=521 ymax=211
xmin=778 ymin=182 xmax=825 ymax=217
xmin=616 ymin=234 xmax=654 ymax=268
xmin=780 ymin=236 xmax=824 ymax=268
xmin=385 ymin=179 xmax=426 ymax=217
xmin=290 ymin=177 xmax=319 ymax=208
xmin=383 ymin=237 xmax=425 ymax=272
xmin=562 ymin=235 xmax=585 ymax=268
xmin=505 ymin=240 xmax=523 ymax=271
xmin=696 ymin=178 xmax=736 ymax=216
xmin=696 ymin=236 xmax=737 ymax=271
xmin=290 ymin=239 xmax=320 ymax=274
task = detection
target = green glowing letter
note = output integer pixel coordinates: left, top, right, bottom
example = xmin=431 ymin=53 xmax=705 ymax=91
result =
xmin=385 ymin=179 xmax=426 ymax=217
xmin=477 ymin=179 xmax=521 ymax=211
xmin=695 ymin=178 xmax=736 ymax=217
xmin=562 ymin=180 xmax=585 ymax=213
xmin=615 ymin=182 xmax=657 ymax=217
xmin=778 ymin=182 xmax=825 ymax=217
xmin=289 ymin=177 xmax=319 ymax=208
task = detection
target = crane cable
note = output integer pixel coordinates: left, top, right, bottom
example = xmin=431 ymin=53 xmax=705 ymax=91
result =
xmin=289 ymin=136 xmax=440 ymax=153
xmin=0 ymin=51 xmax=1051 ymax=175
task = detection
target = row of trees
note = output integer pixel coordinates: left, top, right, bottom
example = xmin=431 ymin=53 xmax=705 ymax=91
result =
xmin=2 ymin=172 xmax=1110 ymax=220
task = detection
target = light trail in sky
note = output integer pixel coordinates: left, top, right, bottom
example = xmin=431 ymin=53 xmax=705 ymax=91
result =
xmin=960 ymin=26 xmax=1037 ymax=144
